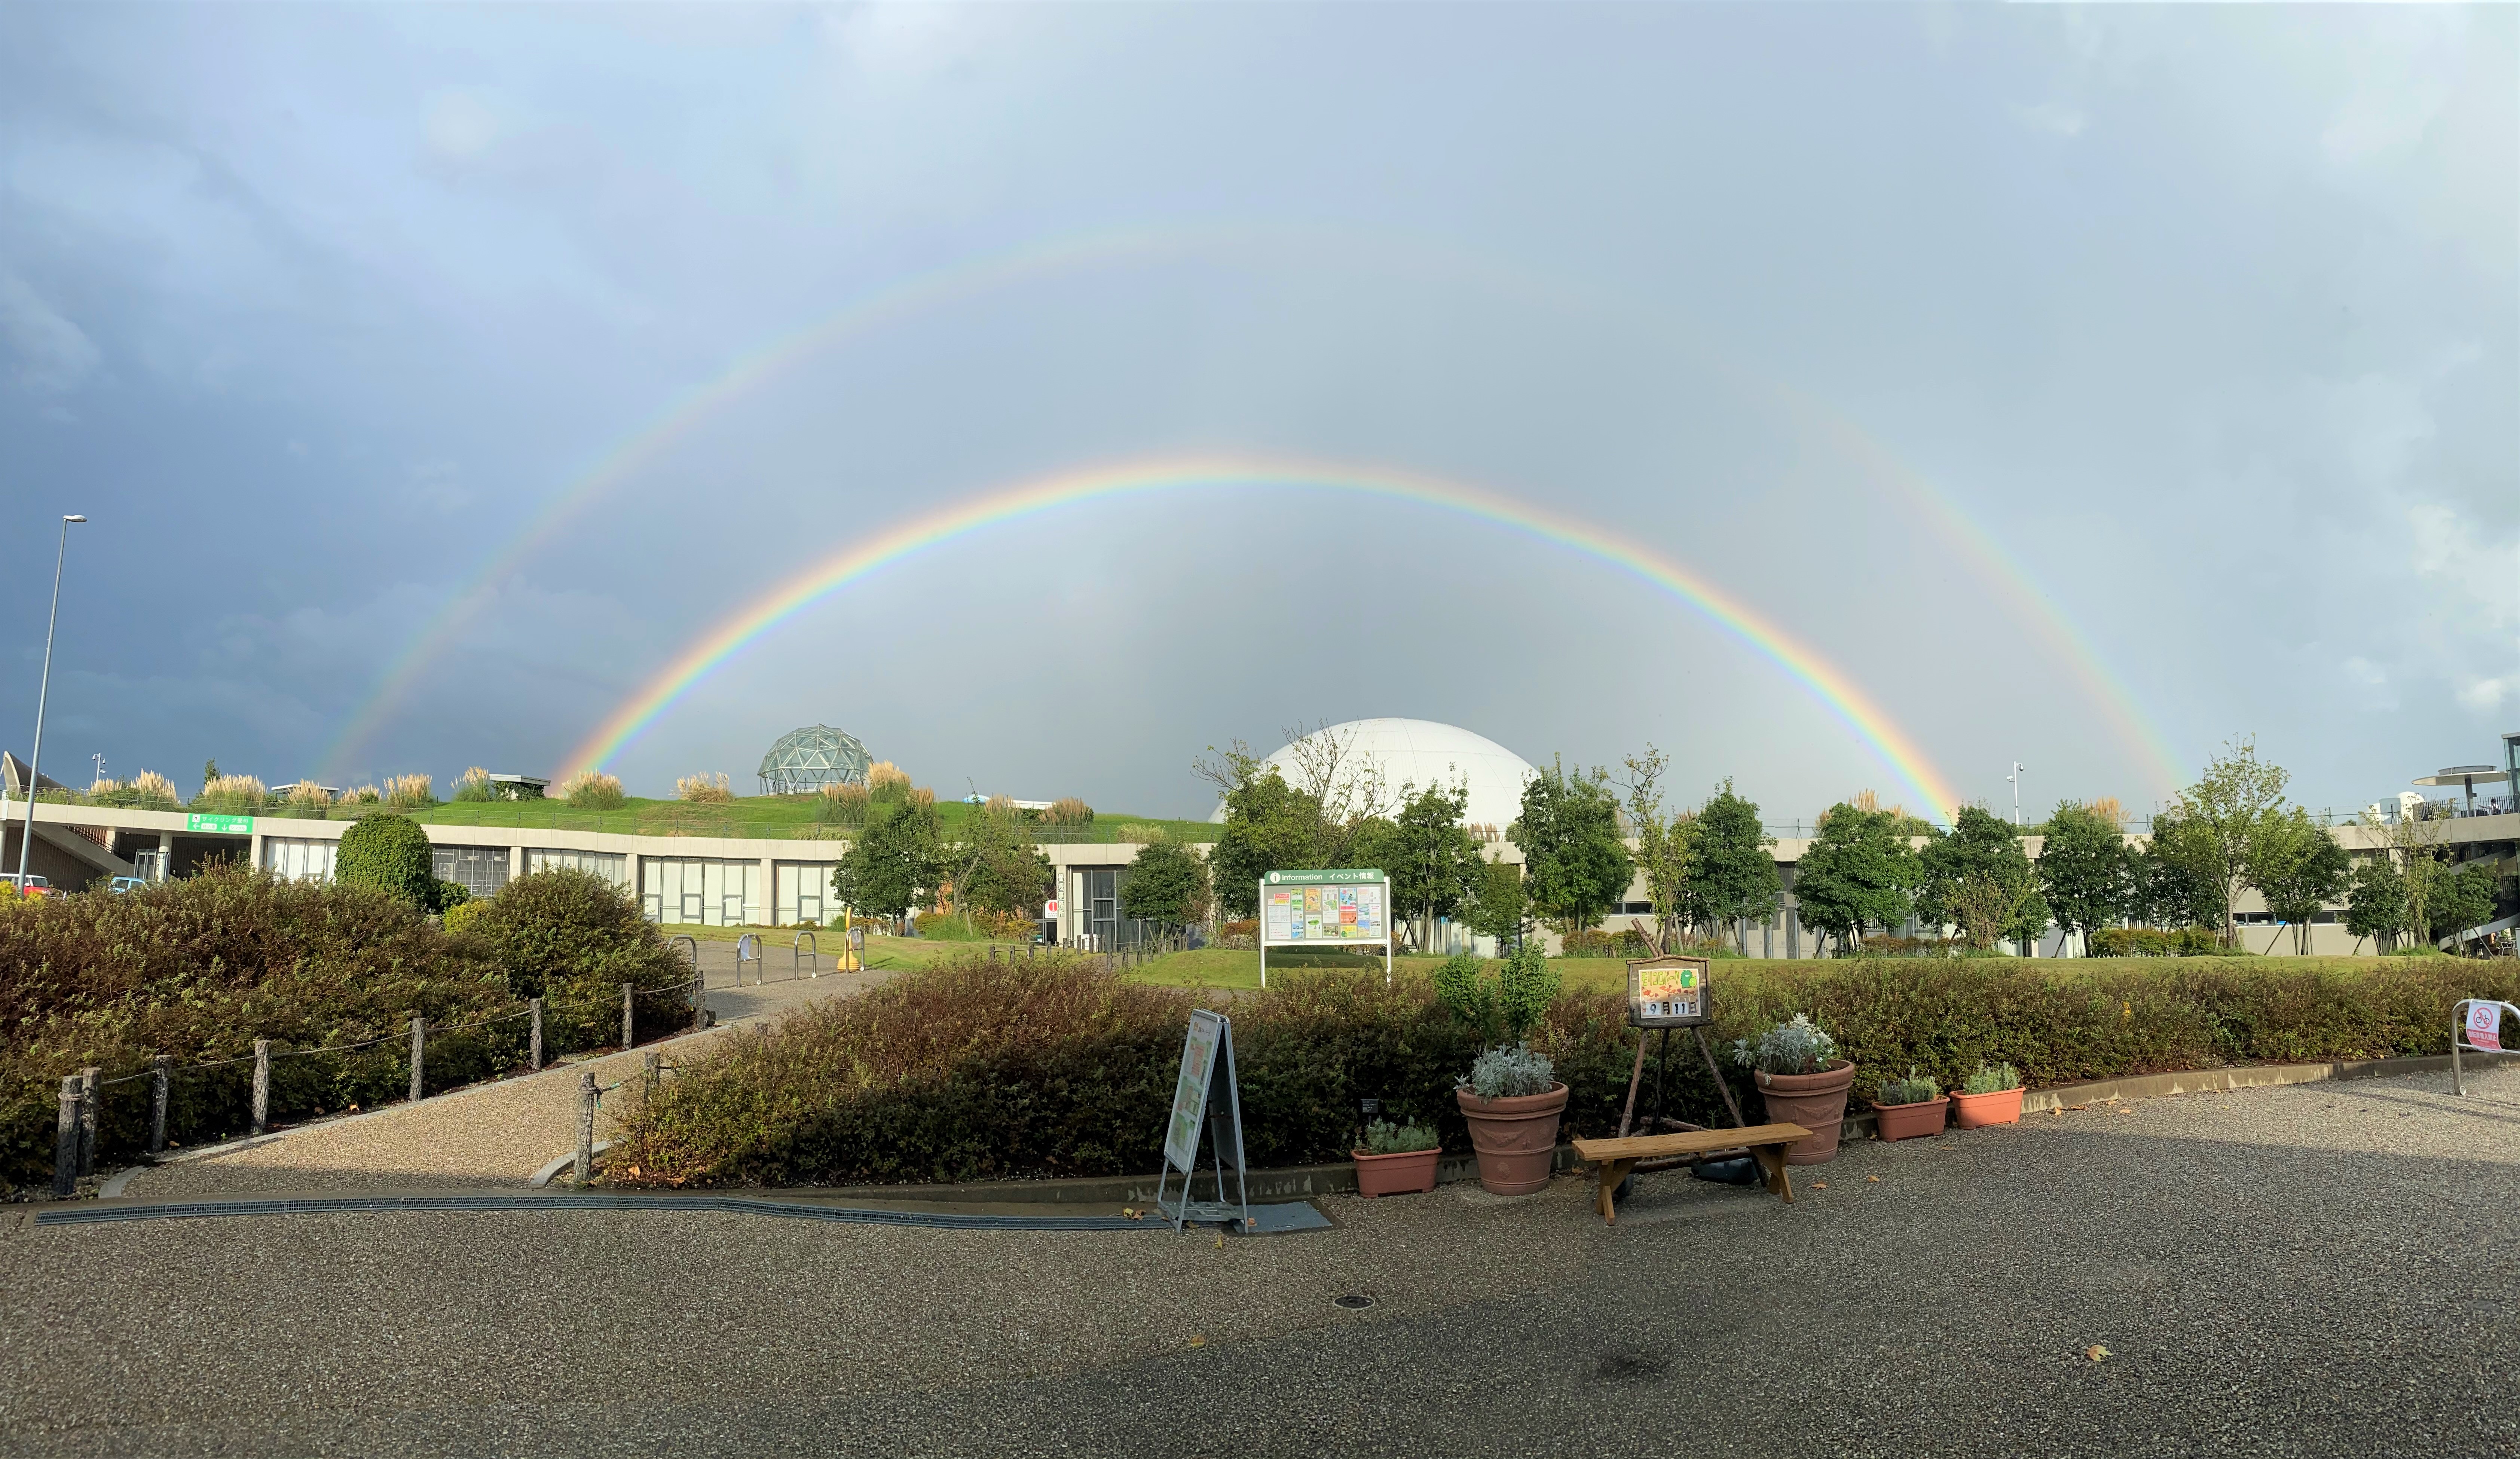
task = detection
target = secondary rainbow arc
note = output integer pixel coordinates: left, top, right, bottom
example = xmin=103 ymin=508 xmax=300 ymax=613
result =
xmin=556 ymin=456 xmax=1966 ymax=818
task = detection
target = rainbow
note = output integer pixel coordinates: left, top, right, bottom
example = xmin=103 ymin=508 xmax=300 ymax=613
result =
xmin=556 ymin=455 xmax=1966 ymax=816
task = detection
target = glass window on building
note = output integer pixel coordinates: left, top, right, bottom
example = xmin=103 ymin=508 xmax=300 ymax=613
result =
xmin=773 ymin=862 xmax=839 ymax=926
xmin=523 ymin=847 xmax=630 ymax=889
xmin=640 ymin=857 xmax=762 ymax=927
xmin=263 ymin=837 xmax=337 ymax=884
xmin=432 ymin=845 xmax=512 ymax=900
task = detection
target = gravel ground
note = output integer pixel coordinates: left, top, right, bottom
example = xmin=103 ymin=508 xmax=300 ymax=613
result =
xmin=7 ymin=1064 xmax=2519 ymax=1456
xmin=110 ymin=960 xmax=894 ymax=1198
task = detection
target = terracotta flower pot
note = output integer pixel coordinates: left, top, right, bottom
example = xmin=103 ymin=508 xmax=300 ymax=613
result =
xmin=1351 ymin=1146 xmax=1440 ymax=1198
xmin=1950 ymin=1085 xmax=2024 ymax=1129
xmin=1870 ymin=1094 xmax=1950 ymax=1143
xmin=1455 ymin=1083 xmax=1569 ymax=1195
xmin=1754 ymin=1060 xmax=1856 ymax=1164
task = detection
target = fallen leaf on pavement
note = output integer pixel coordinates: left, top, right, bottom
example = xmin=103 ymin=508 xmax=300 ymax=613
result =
xmin=1189 ymin=1335 xmax=1206 ymax=1348
xmin=2085 ymin=1345 xmax=2110 ymax=1362
xmin=1866 ymin=1175 xmax=1880 ymax=1183
xmin=1811 ymin=1181 xmax=1827 ymax=1189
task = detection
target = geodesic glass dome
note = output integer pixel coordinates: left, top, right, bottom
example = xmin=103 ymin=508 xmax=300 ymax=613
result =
xmin=757 ymin=725 xmax=872 ymax=795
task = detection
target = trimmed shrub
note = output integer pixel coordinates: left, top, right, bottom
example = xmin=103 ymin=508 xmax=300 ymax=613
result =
xmin=1560 ymin=927 xmax=1656 ymax=960
xmin=455 ymin=869 xmax=691 ymax=1049
xmin=0 ymin=867 xmax=520 ymax=1186
xmin=336 ymin=813 xmax=437 ymax=909
xmin=608 ymin=951 xmax=2520 ymax=1189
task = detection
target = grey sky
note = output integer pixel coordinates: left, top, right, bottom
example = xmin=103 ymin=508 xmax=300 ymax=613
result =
xmin=1 ymin=4 xmax=2511 ymax=823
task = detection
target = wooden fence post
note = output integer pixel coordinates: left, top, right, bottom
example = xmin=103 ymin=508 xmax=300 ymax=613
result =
xmin=621 ymin=983 xmax=634 ymax=1049
xmin=529 ymin=998 xmax=544 ymax=1072
xmin=643 ymin=1050 xmax=660 ymax=1102
xmin=409 ymin=1017 xmax=425 ymax=1103
xmin=251 ymin=1039 xmax=271 ymax=1135
xmin=574 ymin=1071 xmax=597 ymax=1184
xmin=52 ymin=1076 xmax=79 ymax=1196
xmin=149 ymin=1055 xmax=171 ymax=1156
xmin=77 ymin=1067 xmax=99 ymax=1176
xmin=691 ymin=972 xmax=705 ymax=1032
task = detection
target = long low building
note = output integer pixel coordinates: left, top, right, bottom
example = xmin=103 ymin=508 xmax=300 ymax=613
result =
xmin=6 ymin=795 xmax=2511 ymax=958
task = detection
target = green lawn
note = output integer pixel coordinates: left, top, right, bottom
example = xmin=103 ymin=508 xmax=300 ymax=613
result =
xmin=235 ymin=793 xmax=1220 ymax=844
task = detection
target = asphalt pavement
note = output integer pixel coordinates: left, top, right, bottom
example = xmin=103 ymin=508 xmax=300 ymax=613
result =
xmin=6 ymin=1065 xmax=2517 ymax=1457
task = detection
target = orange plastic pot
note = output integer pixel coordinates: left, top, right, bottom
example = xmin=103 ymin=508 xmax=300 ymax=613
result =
xmin=1951 ymin=1085 xmax=2024 ymax=1129
xmin=1754 ymin=1061 xmax=1856 ymax=1164
xmin=1871 ymin=1094 xmax=1950 ymax=1143
xmin=1455 ymin=1083 xmax=1569 ymax=1195
xmin=1351 ymin=1147 xmax=1440 ymax=1198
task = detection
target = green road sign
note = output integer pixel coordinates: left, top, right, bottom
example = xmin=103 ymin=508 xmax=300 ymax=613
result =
xmin=185 ymin=813 xmax=253 ymax=834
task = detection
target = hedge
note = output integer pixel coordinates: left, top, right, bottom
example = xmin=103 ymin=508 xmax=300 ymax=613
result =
xmin=0 ymin=865 xmax=694 ymax=1189
xmin=608 ymin=950 xmax=2520 ymax=1189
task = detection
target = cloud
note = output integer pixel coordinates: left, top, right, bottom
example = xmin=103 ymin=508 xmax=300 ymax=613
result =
xmin=0 ymin=267 xmax=101 ymax=394
xmin=2012 ymin=101 xmax=2086 ymax=138
xmin=423 ymin=89 xmax=505 ymax=163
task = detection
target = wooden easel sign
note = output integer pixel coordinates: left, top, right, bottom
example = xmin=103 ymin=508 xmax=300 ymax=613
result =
xmin=1629 ymin=956 xmax=1711 ymax=1028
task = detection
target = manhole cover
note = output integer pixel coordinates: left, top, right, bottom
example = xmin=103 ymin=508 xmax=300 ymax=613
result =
xmin=1331 ymin=1294 xmax=1376 ymax=1311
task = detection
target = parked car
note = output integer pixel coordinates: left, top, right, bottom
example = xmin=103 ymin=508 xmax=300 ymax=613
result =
xmin=108 ymin=876 xmax=149 ymax=894
xmin=0 ymin=873 xmax=53 ymax=899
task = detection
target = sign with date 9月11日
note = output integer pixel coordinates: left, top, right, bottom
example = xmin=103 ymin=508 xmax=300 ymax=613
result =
xmin=1628 ymin=955 xmax=1712 ymax=1028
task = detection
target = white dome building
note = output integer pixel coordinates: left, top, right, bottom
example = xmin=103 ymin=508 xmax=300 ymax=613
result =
xmin=1213 ymin=718 xmax=1536 ymax=835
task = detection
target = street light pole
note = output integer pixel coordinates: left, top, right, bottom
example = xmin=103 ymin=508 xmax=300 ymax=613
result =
xmin=2008 ymin=762 xmax=2026 ymax=826
xmin=15 ymin=515 xmax=85 ymax=894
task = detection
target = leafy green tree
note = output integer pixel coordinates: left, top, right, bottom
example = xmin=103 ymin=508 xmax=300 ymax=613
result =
xmin=1620 ymin=747 xmax=1698 ymax=952
xmin=1693 ymin=781 xmax=1780 ymax=939
xmin=1350 ymin=781 xmax=1483 ymax=951
xmin=2162 ymin=735 xmax=2292 ymax=946
xmin=2133 ymin=811 xmax=2223 ymax=930
xmin=1793 ymin=804 xmax=1923 ymax=954
xmin=832 ymin=794 xmax=941 ymax=923
xmin=1119 ymin=835 xmax=1211 ymax=932
xmin=1917 ymin=806 xmax=2046 ymax=949
xmin=2343 ymin=856 xmax=2407 ymax=952
xmin=2356 ymin=803 xmax=2452 ymax=946
xmin=1462 ymin=857 xmax=1530 ymax=948
xmin=948 ymin=805 xmax=1055 ymax=927
xmin=2038 ymin=801 xmax=2129 ymax=949
xmin=2434 ymin=862 xmax=2502 ymax=947
xmin=1207 ymin=765 xmax=1333 ymax=919
xmin=335 ymin=813 xmax=440 ymax=911
xmin=2245 ymin=807 xmax=2349 ymax=955
xmin=1509 ymin=757 xmax=1633 ymax=939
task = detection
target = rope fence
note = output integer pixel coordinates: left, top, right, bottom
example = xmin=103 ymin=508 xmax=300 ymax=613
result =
xmin=33 ymin=971 xmax=707 ymax=1198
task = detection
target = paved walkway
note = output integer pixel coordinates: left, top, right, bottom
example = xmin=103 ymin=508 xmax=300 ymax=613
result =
xmin=113 ymin=960 xmax=894 ymax=1198
xmin=10 ymin=1064 xmax=2520 ymax=1456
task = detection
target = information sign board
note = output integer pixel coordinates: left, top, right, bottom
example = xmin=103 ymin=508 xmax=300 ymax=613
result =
xmin=1164 ymin=1011 xmax=1226 ymax=1173
xmin=1628 ymin=955 xmax=1712 ymax=1028
xmin=1260 ymin=869 xmax=1387 ymax=945
xmin=2467 ymin=1001 xmax=2502 ymax=1053
xmin=1153 ymin=1009 xmax=1250 ymax=1232
xmin=186 ymin=813 xmax=253 ymax=834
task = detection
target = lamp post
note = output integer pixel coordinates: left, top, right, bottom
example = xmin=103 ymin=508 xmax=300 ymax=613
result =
xmin=2007 ymin=762 xmax=2026 ymax=826
xmin=15 ymin=514 xmax=85 ymax=895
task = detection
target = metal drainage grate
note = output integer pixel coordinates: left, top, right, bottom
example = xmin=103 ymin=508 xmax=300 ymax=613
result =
xmin=1332 ymin=1294 xmax=1376 ymax=1311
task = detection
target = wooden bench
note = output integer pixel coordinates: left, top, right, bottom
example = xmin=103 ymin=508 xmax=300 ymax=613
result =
xmin=1570 ymin=1123 xmax=1812 ymax=1224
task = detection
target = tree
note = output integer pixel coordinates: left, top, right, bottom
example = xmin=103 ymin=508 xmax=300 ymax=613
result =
xmin=2038 ymin=801 xmax=2130 ymax=951
xmin=1792 ymin=804 xmax=1922 ymax=954
xmin=2434 ymin=862 xmax=2502 ymax=950
xmin=1119 ymin=835 xmax=1211 ymax=932
xmin=945 ymin=804 xmax=1054 ymax=928
xmin=1350 ymin=780 xmax=1483 ymax=951
xmin=2355 ymin=802 xmax=2451 ymax=946
xmin=1203 ymin=749 xmax=1337 ymax=919
xmin=2244 ymin=807 xmax=2349 ymax=955
xmin=1619 ymin=747 xmax=1699 ymax=952
xmin=1509 ymin=757 xmax=1633 ymax=939
xmin=1693 ymin=782 xmax=1780 ymax=939
xmin=2163 ymin=736 xmax=2292 ymax=946
xmin=335 ymin=812 xmax=440 ymax=911
xmin=832 ymin=793 xmax=941 ymax=923
xmin=2342 ymin=856 xmax=2407 ymax=953
xmin=2133 ymin=811 xmax=2223 ymax=930
xmin=1462 ymin=857 xmax=1530 ymax=948
xmin=1916 ymin=806 xmax=2047 ymax=950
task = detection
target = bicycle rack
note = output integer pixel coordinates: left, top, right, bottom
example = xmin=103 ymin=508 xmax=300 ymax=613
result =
xmin=2451 ymin=998 xmax=2520 ymax=1095
xmin=793 ymin=929 xmax=818 ymax=977
xmin=735 ymin=933 xmax=763 ymax=987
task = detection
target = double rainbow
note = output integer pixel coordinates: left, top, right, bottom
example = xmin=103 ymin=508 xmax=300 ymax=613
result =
xmin=556 ymin=455 xmax=1966 ymax=817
